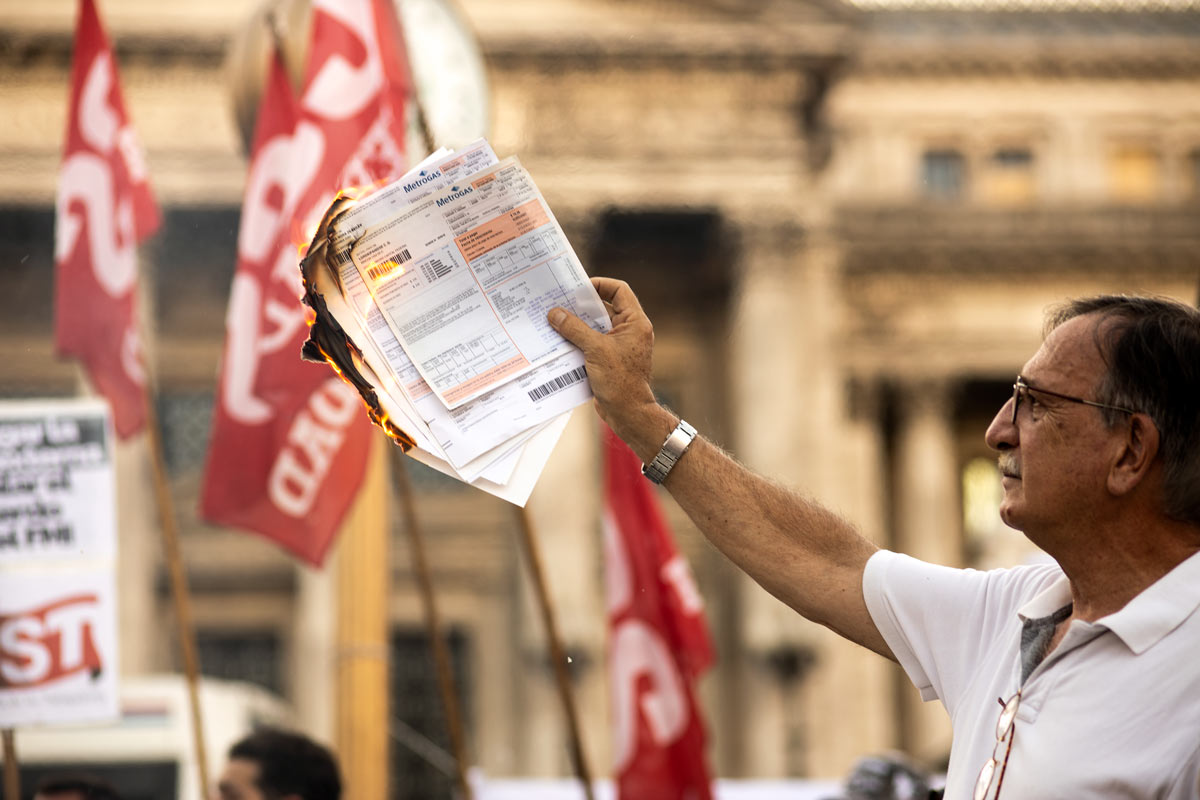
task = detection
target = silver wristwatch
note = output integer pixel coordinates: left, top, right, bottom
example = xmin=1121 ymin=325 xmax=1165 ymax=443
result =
xmin=641 ymin=419 xmax=698 ymax=484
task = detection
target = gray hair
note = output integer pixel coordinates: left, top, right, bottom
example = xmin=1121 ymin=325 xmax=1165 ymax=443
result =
xmin=1048 ymin=295 xmax=1200 ymax=526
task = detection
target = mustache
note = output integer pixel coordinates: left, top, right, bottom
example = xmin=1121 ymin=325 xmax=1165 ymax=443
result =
xmin=998 ymin=453 xmax=1021 ymax=479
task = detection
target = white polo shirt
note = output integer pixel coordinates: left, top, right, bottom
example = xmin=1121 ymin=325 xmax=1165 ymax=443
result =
xmin=863 ymin=548 xmax=1200 ymax=798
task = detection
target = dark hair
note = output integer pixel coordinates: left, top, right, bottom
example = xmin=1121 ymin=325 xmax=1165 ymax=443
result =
xmin=34 ymin=776 xmax=122 ymax=800
xmin=1048 ymin=294 xmax=1200 ymax=525
xmin=229 ymin=727 xmax=342 ymax=800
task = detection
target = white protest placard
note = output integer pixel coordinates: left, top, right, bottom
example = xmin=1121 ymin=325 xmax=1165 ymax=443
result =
xmin=0 ymin=566 xmax=120 ymax=726
xmin=0 ymin=399 xmax=116 ymax=561
xmin=0 ymin=398 xmax=119 ymax=727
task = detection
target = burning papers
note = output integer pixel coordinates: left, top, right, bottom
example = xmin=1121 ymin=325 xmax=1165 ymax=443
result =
xmin=301 ymin=140 xmax=610 ymax=504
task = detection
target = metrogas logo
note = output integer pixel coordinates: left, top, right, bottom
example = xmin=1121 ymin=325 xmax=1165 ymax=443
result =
xmin=0 ymin=594 xmax=104 ymax=689
xmin=402 ymin=169 xmax=442 ymax=194
xmin=436 ymin=185 xmax=473 ymax=208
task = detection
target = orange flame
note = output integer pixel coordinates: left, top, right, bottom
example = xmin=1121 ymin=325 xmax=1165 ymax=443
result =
xmin=364 ymin=259 xmax=405 ymax=284
xmin=312 ymin=338 xmax=415 ymax=452
xmin=336 ymin=183 xmax=380 ymax=202
xmin=291 ymin=183 xmax=383 ymax=255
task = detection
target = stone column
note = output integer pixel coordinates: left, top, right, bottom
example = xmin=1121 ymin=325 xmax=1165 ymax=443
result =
xmin=893 ymin=378 xmax=959 ymax=765
xmin=114 ymin=434 xmax=165 ymax=675
xmin=724 ymin=217 xmax=903 ymax=779
xmin=725 ymin=218 xmax=810 ymax=778
xmin=804 ymin=377 xmax=897 ymax=776
xmin=292 ymin=559 xmax=337 ymax=742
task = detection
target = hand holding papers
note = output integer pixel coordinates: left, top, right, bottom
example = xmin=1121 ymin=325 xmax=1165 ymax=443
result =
xmin=300 ymin=141 xmax=610 ymax=504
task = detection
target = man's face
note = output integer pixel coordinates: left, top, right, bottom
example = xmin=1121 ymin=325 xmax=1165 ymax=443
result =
xmin=216 ymin=758 xmax=268 ymax=800
xmin=984 ymin=313 xmax=1125 ymax=543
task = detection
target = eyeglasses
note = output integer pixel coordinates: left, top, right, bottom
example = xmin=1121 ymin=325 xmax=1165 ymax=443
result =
xmin=973 ymin=691 xmax=1022 ymax=800
xmin=1011 ymin=375 xmax=1137 ymax=426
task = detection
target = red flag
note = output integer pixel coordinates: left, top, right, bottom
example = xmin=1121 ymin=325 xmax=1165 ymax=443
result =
xmin=54 ymin=0 xmax=160 ymax=439
xmin=604 ymin=427 xmax=715 ymax=800
xmin=199 ymin=0 xmax=412 ymax=566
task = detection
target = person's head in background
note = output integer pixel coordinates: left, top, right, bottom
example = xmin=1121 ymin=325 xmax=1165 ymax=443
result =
xmin=33 ymin=775 xmax=122 ymax=800
xmin=217 ymin=726 xmax=341 ymax=800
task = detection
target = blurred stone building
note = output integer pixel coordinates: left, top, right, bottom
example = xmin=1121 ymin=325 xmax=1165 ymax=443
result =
xmin=1 ymin=0 xmax=1198 ymax=795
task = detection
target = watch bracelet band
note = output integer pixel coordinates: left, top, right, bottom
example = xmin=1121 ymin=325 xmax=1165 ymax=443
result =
xmin=641 ymin=418 xmax=698 ymax=484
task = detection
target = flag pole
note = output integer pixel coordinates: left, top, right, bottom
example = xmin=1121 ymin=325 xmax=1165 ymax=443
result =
xmin=2 ymin=730 xmax=18 ymax=800
xmin=513 ymin=506 xmax=596 ymax=800
xmin=142 ymin=380 xmax=210 ymax=799
xmin=389 ymin=448 xmax=474 ymax=800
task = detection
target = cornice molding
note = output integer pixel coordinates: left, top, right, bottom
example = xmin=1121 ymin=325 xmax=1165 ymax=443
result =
xmin=482 ymin=23 xmax=856 ymax=70
xmin=842 ymin=244 xmax=1200 ymax=277
xmin=0 ymin=30 xmax=227 ymax=69
xmin=836 ymin=204 xmax=1200 ymax=274
xmin=853 ymin=40 xmax=1200 ymax=78
xmin=852 ymin=9 xmax=1200 ymax=76
xmin=836 ymin=204 xmax=1200 ymax=240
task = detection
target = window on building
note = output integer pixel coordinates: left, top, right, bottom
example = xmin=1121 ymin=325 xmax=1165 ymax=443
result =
xmin=196 ymin=629 xmax=283 ymax=695
xmin=158 ymin=391 xmax=216 ymax=475
xmin=921 ymin=149 xmax=967 ymax=200
xmin=149 ymin=207 xmax=239 ymax=338
xmin=0 ymin=206 xmax=72 ymax=399
xmin=1107 ymin=144 xmax=1160 ymax=203
xmin=981 ymin=148 xmax=1035 ymax=206
xmin=390 ymin=628 xmax=471 ymax=800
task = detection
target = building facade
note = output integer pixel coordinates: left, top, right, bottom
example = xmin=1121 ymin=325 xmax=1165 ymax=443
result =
xmin=1 ymin=0 xmax=1198 ymax=794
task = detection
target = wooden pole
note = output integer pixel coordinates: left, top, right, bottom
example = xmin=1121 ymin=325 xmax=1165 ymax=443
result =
xmin=389 ymin=447 xmax=474 ymax=800
xmin=142 ymin=388 xmax=210 ymax=800
xmin=335 ymin=436 xmax=391 ymax=800
xmin=513 ymin=506 xmax=596 ymax=800
xmin=2 ymin=730 xmax=18 ymax=800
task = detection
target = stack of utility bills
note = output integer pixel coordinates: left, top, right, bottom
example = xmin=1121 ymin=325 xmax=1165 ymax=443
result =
xmin=300 ymin=139 xmax=611 ymax=505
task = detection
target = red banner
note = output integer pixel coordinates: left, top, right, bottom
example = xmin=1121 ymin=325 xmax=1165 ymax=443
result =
xmin=199 ymin=0 xmax=411 ymax=566
xmin=54 ymin=0 xmax=160 ymax=439
xmin=604 ymin=427 xmax=715 ymax=800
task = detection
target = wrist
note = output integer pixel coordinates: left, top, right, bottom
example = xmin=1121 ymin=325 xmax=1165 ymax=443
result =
xmin=641 ymin=418 xmax=698 ymax=484
xmin=608 ymin=403 xmax=680 ymax=464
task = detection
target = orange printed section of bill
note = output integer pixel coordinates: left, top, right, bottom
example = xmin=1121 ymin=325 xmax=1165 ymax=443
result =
xmin=442 ymin=354 xmax=530 ymax=406
xmin=454 ymin=199 xmax=550 ymax=263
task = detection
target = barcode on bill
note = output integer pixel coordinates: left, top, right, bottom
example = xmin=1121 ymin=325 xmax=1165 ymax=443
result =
xmin=421 ymin=258 xmax=453 ymax=283
xmin=527 ymin=366 xmax=588 ymax=402
xmin=329 ymin=248 xmax=355 ymax=267
xmin=366 ymin=248 xmax=412 ymax=281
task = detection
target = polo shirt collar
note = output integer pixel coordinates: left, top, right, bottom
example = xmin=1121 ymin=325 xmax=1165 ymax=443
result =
xmin=1017 ymin=550 xmax=1200 ymax=655
xmin=1100 ymin=549 xmax=1200 ymax=654
xmin=1017 ymin=571 xmax=1072 ymax=624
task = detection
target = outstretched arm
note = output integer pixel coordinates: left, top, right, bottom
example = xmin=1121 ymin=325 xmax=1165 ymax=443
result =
xmin=549 ymin=278 xmax=893 ymax=659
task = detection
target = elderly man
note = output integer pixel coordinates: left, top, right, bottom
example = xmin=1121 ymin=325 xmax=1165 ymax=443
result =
xmin=216 ymin=727 xmax=341 ymax=800
xmin=548 ymin=284 xmax=1200 ymax=798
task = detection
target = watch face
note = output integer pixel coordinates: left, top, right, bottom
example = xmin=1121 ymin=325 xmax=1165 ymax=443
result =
xmin=396 ymin=0 xmax=491 ymax=150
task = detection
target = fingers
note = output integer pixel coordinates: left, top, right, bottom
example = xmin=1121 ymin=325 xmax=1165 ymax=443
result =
xmin=548 ymin=307 xmax=602 ymax=352
xmin=590 ymin=277 xmax=646 ymax=320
